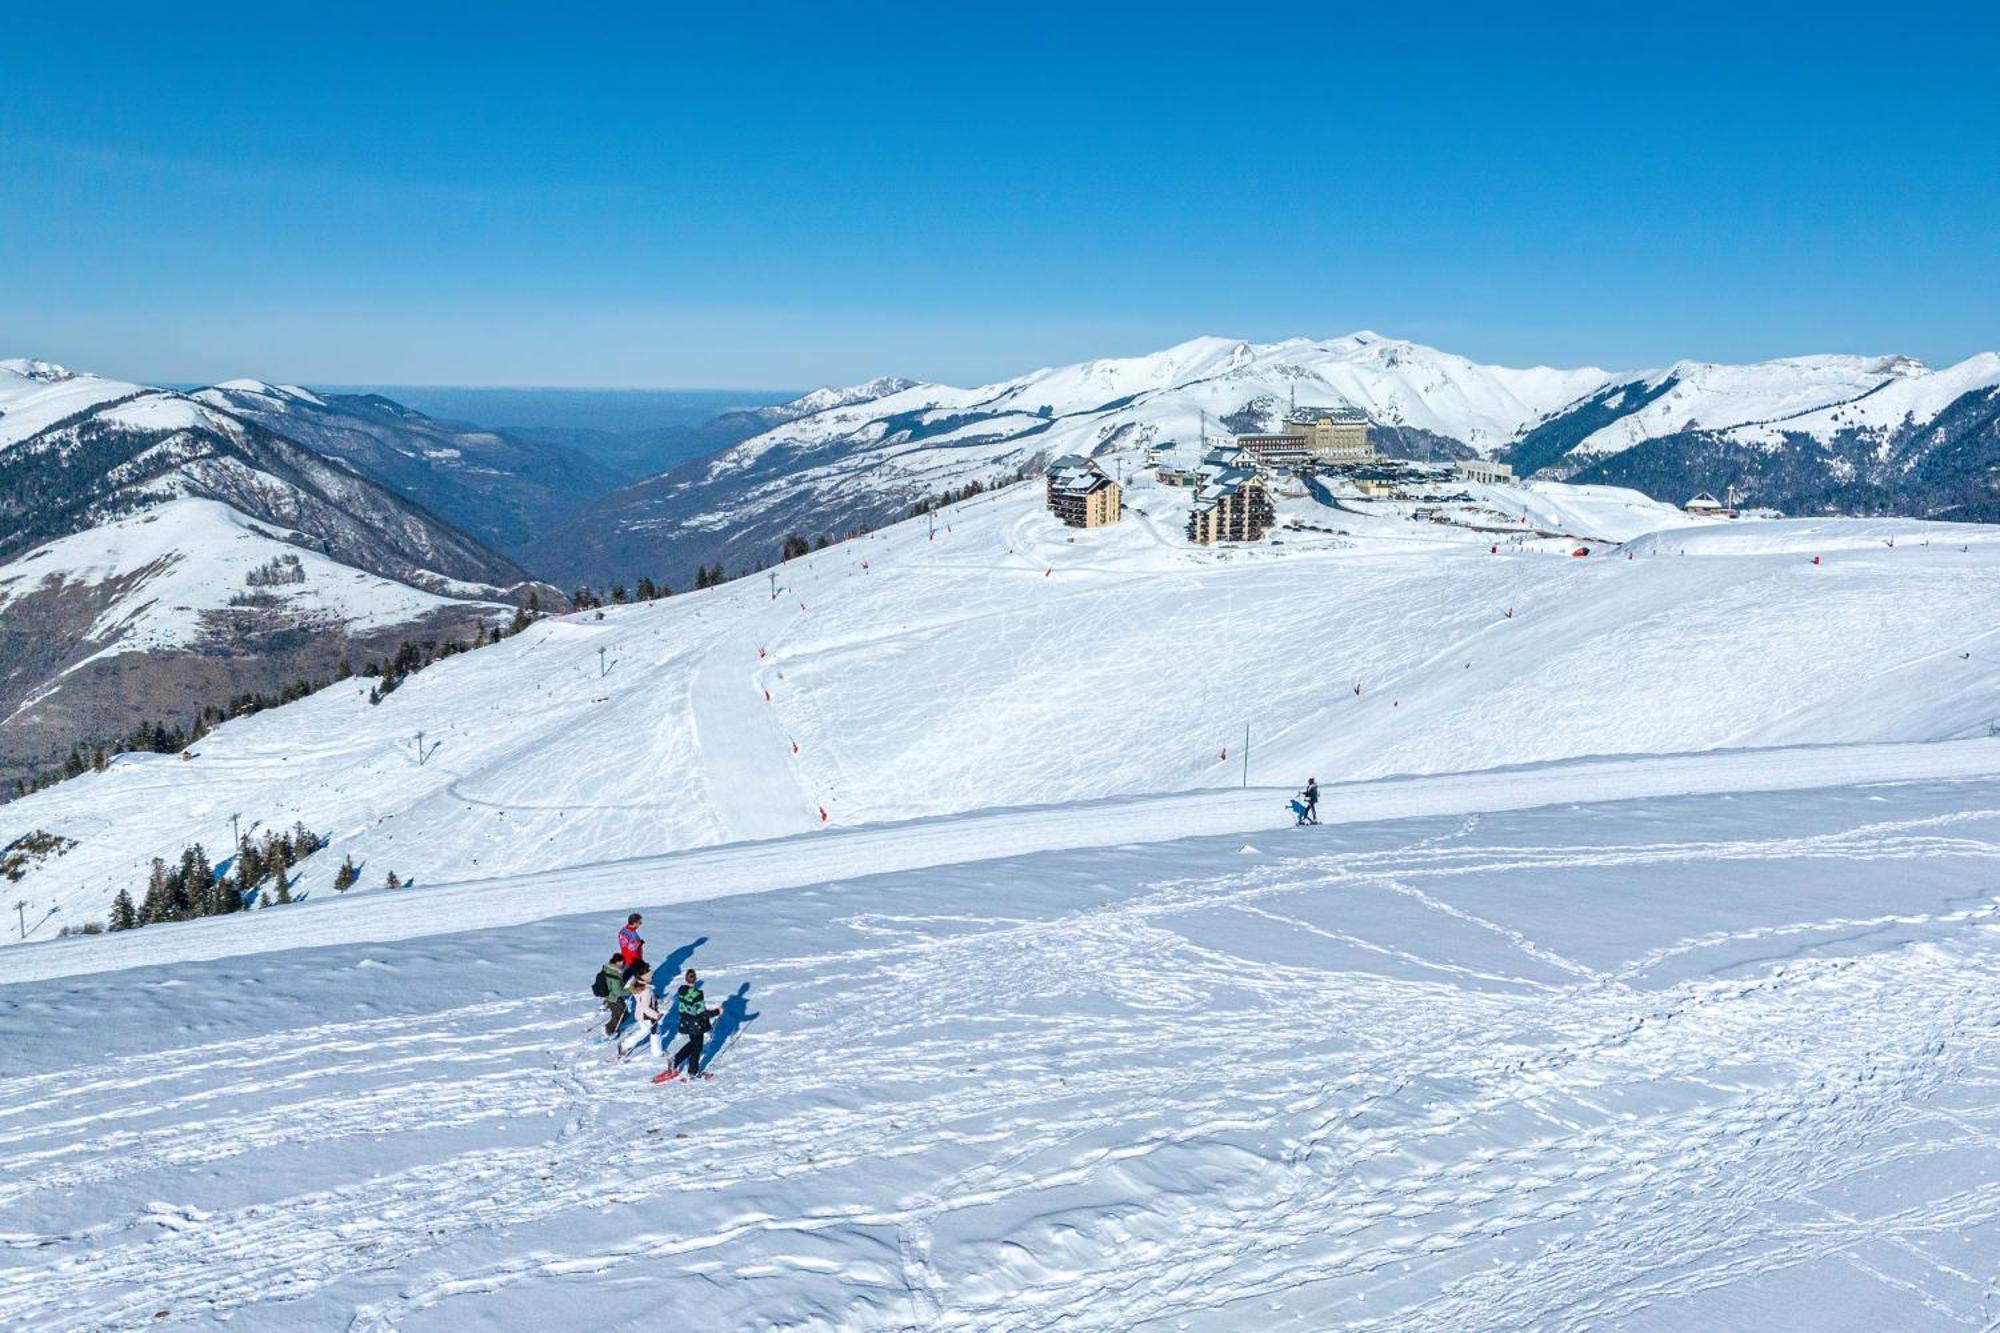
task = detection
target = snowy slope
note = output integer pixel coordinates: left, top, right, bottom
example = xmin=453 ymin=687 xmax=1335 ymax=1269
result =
xmin=4 ymin=757 xmax=2000 ymax=1327
xmin=526 ymin=333 xmax=1620 ymax=585
xmin=1566 ymin=354 xmax=1930 ymax=458
xmin=8 ymin=466 xmax=2000 ymax=944
xmin=0 ymin=359 xmax=141 ymax=448
xmin=193 ymin=380 xmax=625 ymax=555
xmin=0 ymin=361 xmax=538 ymax=788
xmin=533 ymin=330 xmax=2000 ymax=588
xmin=0 ymin=497 xmax=492 ymax=666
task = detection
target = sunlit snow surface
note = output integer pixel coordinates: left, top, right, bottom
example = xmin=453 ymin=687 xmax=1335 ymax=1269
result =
xmin=5 ymin=468 xmax=2000 ymax=1326
xmin=7 ymin=474 xmax=2000 ymax=938
xmin=3 ymin=770 xmax=1999 ymax=1328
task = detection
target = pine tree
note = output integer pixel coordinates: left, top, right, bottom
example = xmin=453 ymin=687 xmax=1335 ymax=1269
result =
xmin=235 ymin=837 xmax=263 ymax=893
xmin=139 ymin=858 xmax=172 ymax=925
xmin=182 ymin=844 xmax=214 ymax=918
xmin=109 ymin=887 xmax=138 ymax=931
xmin=333 ymin=855 xmax=358 ymax=893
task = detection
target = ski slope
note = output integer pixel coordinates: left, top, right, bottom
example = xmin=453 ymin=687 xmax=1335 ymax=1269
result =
xmin=6 ymin=475 xmax=2000 ymax=940
xmin=4 ymin=761 xmax=1999 ymax=1328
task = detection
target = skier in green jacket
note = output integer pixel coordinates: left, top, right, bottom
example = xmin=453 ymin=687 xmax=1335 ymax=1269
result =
xmin=598 ymin=953 xmax=631 ymax=1036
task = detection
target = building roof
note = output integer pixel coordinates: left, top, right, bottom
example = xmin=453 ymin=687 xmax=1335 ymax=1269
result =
xmin=1191 ymin=466 xmax=1265 ymax=511
xmin=1686 ymin=491 xmax=1722 ymax=508
xmin=1047 ymin=456 xmax=1115 ymax=495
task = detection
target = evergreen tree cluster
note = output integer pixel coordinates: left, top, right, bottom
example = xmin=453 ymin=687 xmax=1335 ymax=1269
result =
xmin=570 ymin=579 xmax=674 ymax=610
xmin=1 ymin=829 xmax=76 ymax=882
xmin=111 ymin=820 xmax=329 ymax=933
xmin=126 ymin=844 xmax=226 ymax=928
xmin=907 ymin=467 xmax=1033 ymax=519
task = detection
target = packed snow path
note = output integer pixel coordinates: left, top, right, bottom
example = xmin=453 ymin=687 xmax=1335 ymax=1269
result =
xmin=7 ymin=737 xmax=1999 ymax=986
xmin=5 ymin=772 xmax=2000 ymax=1328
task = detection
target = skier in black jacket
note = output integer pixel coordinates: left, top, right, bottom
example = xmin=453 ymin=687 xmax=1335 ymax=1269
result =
xmin=1300 ymin=777 xmax=1320 ymax=825
xmin=665 ymin=968 xmax=722 ymax=1078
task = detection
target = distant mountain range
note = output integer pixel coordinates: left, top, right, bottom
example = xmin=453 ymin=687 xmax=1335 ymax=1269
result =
xmin=194 ymin=380 xmax=624 ymax=555
xmin=526 ymin=333 xmax=2000 ymax=587
xmin=0 ymin=360 xmax=545 ymax=790
xmin=4 ymin=333 xmax=1996 ymax=784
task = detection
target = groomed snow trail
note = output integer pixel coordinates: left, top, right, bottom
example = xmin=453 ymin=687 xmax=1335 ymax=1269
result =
xmin=4 ymin=774 xmax=2000 ymax=1328
xmin=6 ymin=737 xmax=1998 ymax=985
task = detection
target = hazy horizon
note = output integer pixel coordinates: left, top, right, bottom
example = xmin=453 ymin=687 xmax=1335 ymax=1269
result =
xmin=5 ymin=4 xmax=1994 ymax=387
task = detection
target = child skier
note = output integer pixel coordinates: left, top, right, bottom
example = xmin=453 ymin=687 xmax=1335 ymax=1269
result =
xmin=618 ymin=967 xmax=663 ymax=1059
xmin=663 ymin=967 xmax=722 ymax=1079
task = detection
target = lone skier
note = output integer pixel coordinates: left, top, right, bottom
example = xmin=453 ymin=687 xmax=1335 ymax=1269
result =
xmin=1299 ymin=777 xmax=1320 ymax=825
xmin=618 ymin=913 xmax=646 ymax=970
xmin=664 ymin=967 xmax=722 ymax=1079
xmin=598 ymin=952 xmax=632 ymax=1036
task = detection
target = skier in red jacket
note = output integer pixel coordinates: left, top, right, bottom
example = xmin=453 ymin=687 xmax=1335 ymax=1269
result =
xmin=618 ymin=913 xmax=645 ymax=971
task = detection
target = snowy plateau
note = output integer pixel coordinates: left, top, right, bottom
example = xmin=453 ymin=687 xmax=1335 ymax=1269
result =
xmin=6 ymin=447 xmax=2000 ymax=1330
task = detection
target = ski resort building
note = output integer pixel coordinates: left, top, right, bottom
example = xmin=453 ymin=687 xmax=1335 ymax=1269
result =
xmin=1235 ymin=405 xmax=1376 ymax=469
xmin=1684 ymin=490 xmax=1736 ymax=517
xmin=1455 ymin=458 xmax=1515 ymax=485
xmin=1187 ymin=452 xmax=1275 ymax=545
xmin=1045 ymin=455 xmax=1122 ymax=528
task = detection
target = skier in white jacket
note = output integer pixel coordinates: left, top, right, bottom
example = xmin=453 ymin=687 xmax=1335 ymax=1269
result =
xmin=618 ymin=968 xmax=664 ymax=1059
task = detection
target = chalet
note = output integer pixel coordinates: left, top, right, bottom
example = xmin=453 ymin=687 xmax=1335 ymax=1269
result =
xmin=1684 ymin=491 xmax=1729 ymax=516
xmin=1045 ymin=455 xmax=1122 ymax=528
xmin=1187 ymin=454 xmax=1275 ymax=545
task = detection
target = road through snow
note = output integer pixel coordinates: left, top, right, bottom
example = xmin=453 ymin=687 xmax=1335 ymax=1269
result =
xmin=5 ymin=736 xmax=1997 ymax=986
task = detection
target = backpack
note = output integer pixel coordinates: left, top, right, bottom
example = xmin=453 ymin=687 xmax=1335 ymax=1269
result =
xmin=591 ymin=968 xmax=610 ymax=998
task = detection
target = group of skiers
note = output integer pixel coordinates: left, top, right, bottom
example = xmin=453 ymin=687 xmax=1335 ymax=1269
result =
xmin=593 ymin=912 xmax=722 ymax=1079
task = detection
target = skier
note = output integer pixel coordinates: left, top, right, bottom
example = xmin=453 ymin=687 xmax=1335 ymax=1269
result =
xmin=597 ymin=952 xmax=632 ymax=1036
xmin=663 ymin=967 xmax=722 ymax=1079
xmin=1300 ymin=777 xmax=1320 ymax=825
xmin=618 ymin=966 xmax=663 ymax=1059
xmin=618 ymin=913 xmax=646 ymax=970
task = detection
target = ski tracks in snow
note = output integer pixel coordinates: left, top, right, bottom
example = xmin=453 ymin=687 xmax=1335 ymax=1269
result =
xmin=4 ymin=803 xmax=2000 ymax=1327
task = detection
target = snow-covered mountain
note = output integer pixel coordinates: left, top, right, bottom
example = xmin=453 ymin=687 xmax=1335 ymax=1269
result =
xmin=1514 ymin=351 xmax=2000 ymax=516
xmin=0 ymin=360 xmax=538 ymax=791
xmin=526 ymin=334 xmax=1616 ymax=585
xmin=528 ymin=332 xmax=2000 ymax=588
xmin=9 ymin=456 xmax=2000 ymax=1327
xmin=11 ymin=456 xmax=2000 ymax=940
xmin=195 ymin=380 xmax=625 ymax=556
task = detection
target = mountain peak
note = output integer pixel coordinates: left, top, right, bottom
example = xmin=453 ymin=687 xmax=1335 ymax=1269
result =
xmin=0 ymin=358 xmax=83 ymax=384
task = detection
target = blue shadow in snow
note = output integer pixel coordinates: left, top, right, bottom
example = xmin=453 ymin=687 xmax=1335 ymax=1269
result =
xmin=701 ymin=982 xmax=759 ymax=1071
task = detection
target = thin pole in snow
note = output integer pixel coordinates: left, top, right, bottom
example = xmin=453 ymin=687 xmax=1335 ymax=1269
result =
xmin=12 ymin=900 xmax=22 ymax=940
xmin=230 ymin=812 xmax=241 ymax=850
xmin=598 ymin=646 xmax=608 ymax=678
xmin=1242 ymin=723 xmax=1250 ymax=788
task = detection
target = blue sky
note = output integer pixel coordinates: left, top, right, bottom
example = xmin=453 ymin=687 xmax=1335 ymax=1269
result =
xmin=3 ymin=2 xmax=1996 ymax=387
